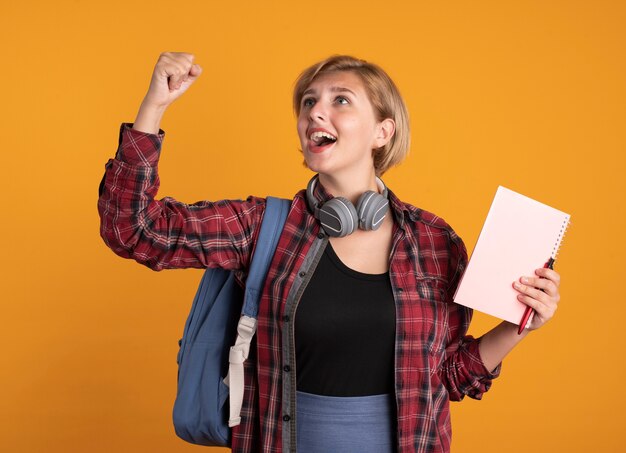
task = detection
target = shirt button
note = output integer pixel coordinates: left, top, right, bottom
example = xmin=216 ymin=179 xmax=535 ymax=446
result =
xmin=283 ymin=365 xmax=291 ymax=372
xmin=317 ymin=232 xmax=325 ymax=239
xmin=397 ymin=288 xmax=404 ymax=293
xmin=299 ymin=271 xmax=306 ymax=277
xmin=283 ymin=315 xmax=290 ymax=322
xmin=283 ymin=415 xmax=291 ymax=422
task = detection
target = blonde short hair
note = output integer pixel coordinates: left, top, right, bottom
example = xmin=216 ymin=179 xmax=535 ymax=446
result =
xmin=293 ymin=55 xmax=410 ymax=176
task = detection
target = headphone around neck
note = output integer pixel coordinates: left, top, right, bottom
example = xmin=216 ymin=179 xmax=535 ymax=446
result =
xmin=306 ymin=175 xmax=390 ymax=238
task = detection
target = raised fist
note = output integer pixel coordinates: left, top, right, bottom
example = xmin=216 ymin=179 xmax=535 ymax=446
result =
xmin=142 ymin=52 xmax=202 ymax=109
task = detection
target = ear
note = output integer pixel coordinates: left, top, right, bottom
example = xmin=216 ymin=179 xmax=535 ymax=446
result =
xmin=374 ymin=118 xmax=395 ymax=148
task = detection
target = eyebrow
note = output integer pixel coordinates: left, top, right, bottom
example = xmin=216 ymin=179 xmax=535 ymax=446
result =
xmin=302 ymin=86 xmax=357 ymax=97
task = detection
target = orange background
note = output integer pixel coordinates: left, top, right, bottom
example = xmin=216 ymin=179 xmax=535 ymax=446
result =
xmin=1 ymin=1 xmax=624 ymax=452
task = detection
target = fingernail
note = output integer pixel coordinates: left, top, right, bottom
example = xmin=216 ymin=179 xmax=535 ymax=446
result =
xmin=513 ymin=282 xmax=521 ymax=289
xmin=521 ymin=277 xmax=529 ymax=284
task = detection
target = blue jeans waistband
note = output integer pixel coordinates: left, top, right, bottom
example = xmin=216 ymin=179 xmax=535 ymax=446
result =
xmin=296 ymin=390 xmax=395 ymax=416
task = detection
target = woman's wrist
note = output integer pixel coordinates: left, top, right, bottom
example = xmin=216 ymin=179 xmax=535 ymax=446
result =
xmin=132 ymin=100 xmax=167 ymax=134
xmin=478 ymin=321 xmax=530 ymax=373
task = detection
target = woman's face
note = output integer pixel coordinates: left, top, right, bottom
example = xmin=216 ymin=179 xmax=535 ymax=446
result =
xmin=297 ymin=71 xmax=388 ymax=179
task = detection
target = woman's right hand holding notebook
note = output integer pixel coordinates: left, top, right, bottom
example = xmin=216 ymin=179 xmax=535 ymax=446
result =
xmin=513 ymin=267 xmax=561 ymax=331
xmin=478 ymin=267 xmax=562 ymax=373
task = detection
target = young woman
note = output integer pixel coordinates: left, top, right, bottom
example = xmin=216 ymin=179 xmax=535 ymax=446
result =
xmin=98 ymin=52 xmax=561 ymax=453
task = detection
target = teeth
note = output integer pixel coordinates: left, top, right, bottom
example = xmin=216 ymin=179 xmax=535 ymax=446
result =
xmin=309 ymin=131 xmax=337 ymax=143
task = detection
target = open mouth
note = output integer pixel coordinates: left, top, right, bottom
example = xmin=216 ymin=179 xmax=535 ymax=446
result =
xmin=308 ymin=130 xmax=337 ymax=152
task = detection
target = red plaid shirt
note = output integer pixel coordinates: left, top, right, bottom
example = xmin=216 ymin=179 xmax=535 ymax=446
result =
xmin=99 ymin=123 xmax=501 ymax=453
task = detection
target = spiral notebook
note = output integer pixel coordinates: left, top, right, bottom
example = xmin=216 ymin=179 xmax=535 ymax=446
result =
xmin=453 ymin=186 xmax=571 ymax=325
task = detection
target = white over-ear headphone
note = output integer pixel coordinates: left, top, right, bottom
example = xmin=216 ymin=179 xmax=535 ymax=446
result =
xmin=306 ymin=175 xmax=390 ymax=238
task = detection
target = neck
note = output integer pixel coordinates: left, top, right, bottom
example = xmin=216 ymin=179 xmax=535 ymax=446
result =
xmin=318 ymin=169 xmax=380 ymax=205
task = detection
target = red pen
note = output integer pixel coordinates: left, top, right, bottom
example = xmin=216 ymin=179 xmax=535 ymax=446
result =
xmin=517 ymin=257 xmax=555 ymax=335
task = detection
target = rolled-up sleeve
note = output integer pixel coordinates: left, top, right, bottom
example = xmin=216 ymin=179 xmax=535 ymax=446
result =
xmin=437 ymin=230 xmax=501 ymax=401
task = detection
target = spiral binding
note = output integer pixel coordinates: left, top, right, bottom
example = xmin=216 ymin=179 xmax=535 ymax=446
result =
xmin=551 ymin=216 xmax=571 ymax=259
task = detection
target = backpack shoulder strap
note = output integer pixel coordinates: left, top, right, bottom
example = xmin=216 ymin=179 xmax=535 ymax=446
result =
xmin=241 ymin=196 xmax=291 ymax=318
xmin=226 ymin=196 xmax=290 ymax=428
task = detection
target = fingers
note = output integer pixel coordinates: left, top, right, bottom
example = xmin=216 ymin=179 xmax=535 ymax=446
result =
xmin=513 ymin=270 xmax=561 ymax=329
xmin=535 ymin=267 xmax=561 ymax=286
xmin=517 ymin=291 xmax=557 ymax=326
xmin=156 ymin=52 xmax=199 ymax=91
xmin=513 ymin=280 xmax=550 ymax=304
xmin=518 ymin=275 xmax=559 ymax=297
xmin=188 ymin=64 xmax=203 ymax=81
xmin=142 ymin=51 xmax=201 ymax=112
xmin=160 ymin=52 xmax=194 ymax=91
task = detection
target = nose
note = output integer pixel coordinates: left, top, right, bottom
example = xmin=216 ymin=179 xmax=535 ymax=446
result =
xmin=308 ymin=100 xmax=327 ymax=122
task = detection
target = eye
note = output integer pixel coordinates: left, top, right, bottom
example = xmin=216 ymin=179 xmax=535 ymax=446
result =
xmin=335 ymin=96 xmax=349 ymax=105
xmin=302 ymin=97 xmax=315 ymax=108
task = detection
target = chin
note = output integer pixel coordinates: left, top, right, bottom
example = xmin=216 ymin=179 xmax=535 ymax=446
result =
xmin=302 ymin=151 xmax=321 ymax=170
xmin=303 ymin=154 xmax=333 ymax=175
